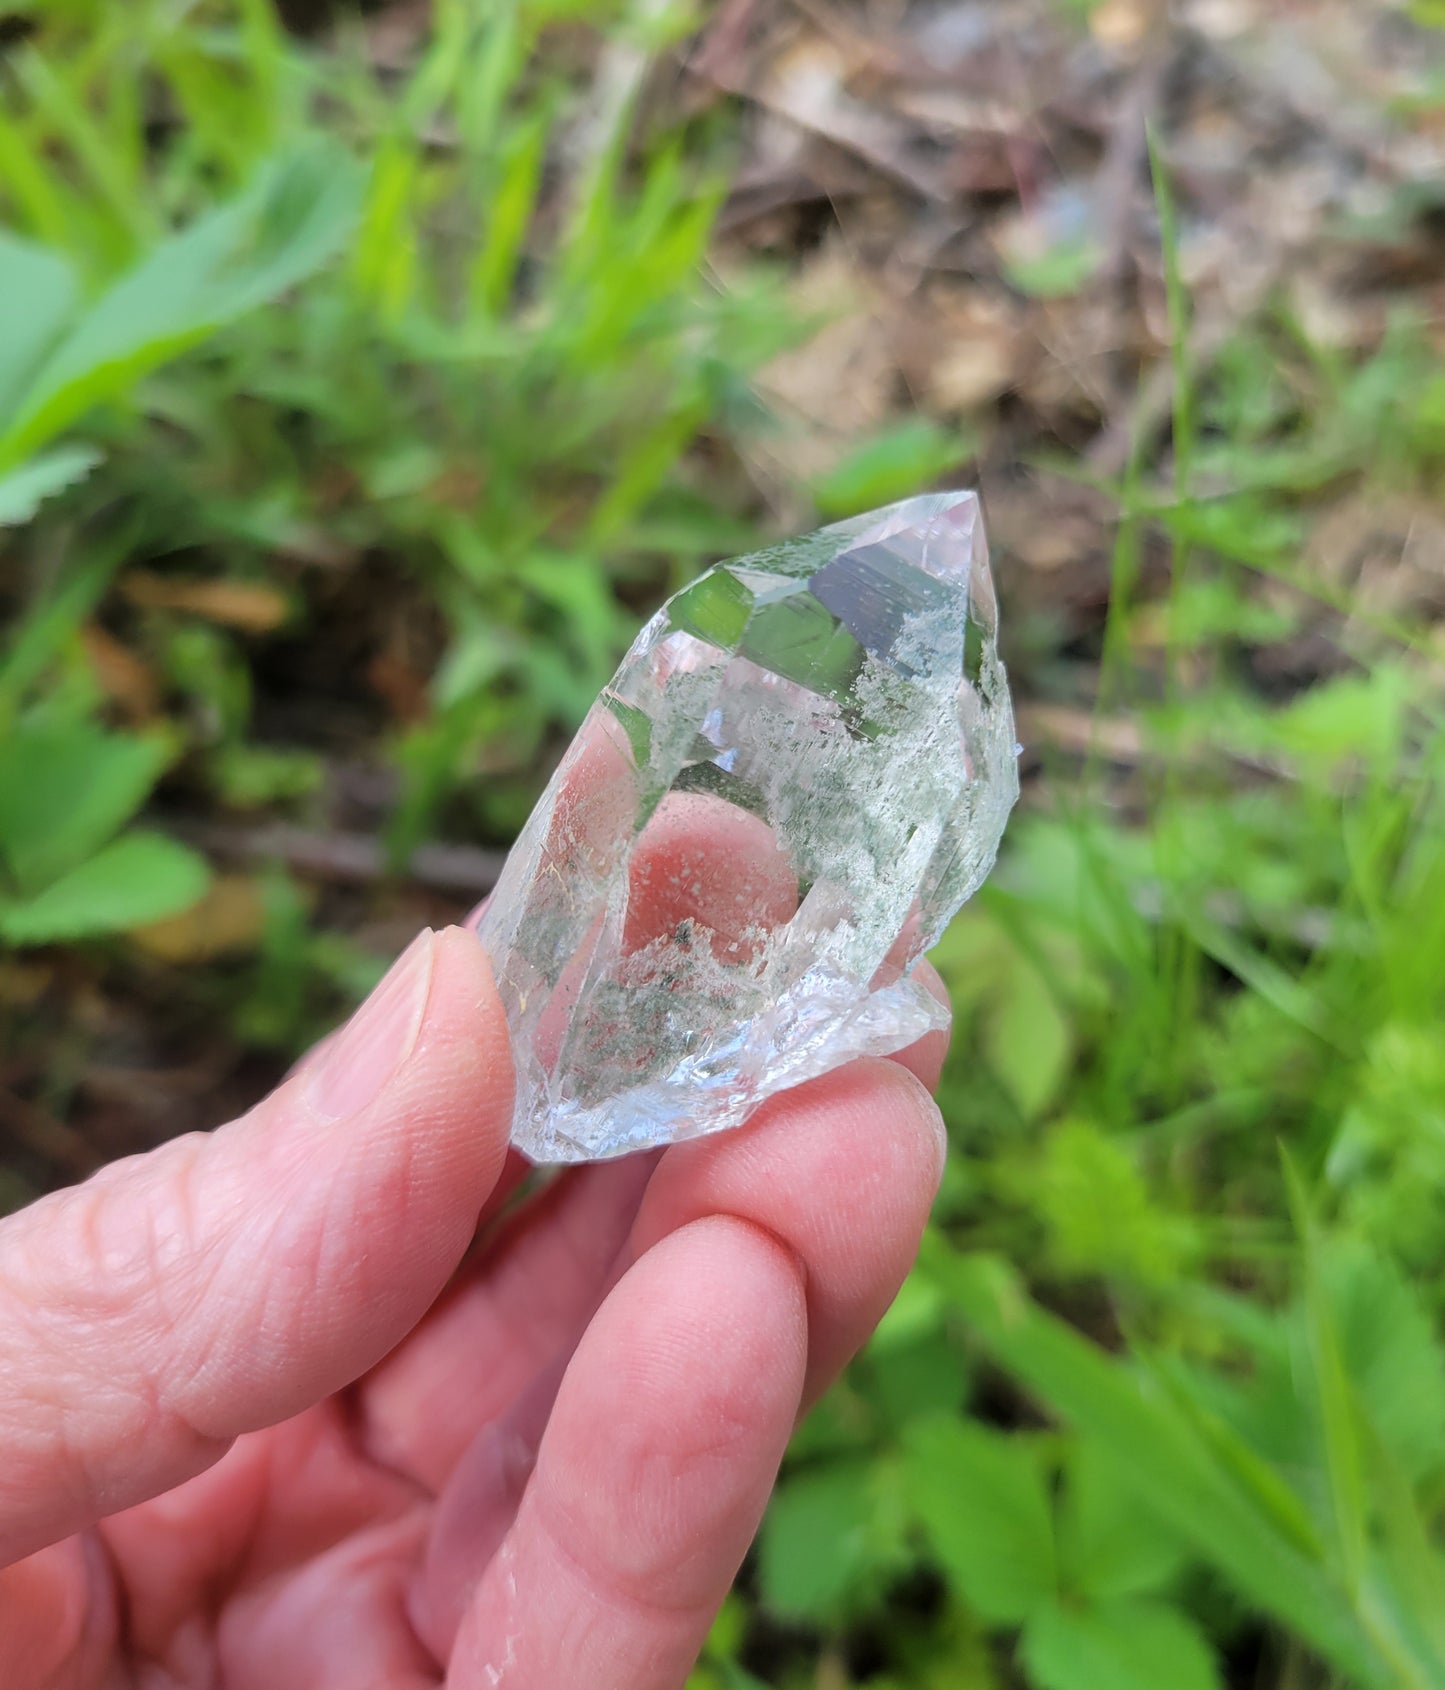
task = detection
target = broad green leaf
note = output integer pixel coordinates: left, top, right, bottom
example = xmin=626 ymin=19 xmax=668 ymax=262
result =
xmin=904 ymin=1417 xmax=1056 ymax=1624
xmin=813 ymin=420 xmax=972 ymax=520
xmin=1366 ymin=1427 xmax=1445 ymax=1676
xmin=0 ymin=831 xmax=209 ymax=945
xmin=1033 ymin=1121 xmax=1188 ymax=1286
xmin=0 ymin=444 xmax=102 ymax=525
xmin=1324 ymin=1242 xmax=1445 ymax=1483
xmin=758 ymin=1461 xmax=878 ymax=1621
xmin=0 ymin=720 xmax=173 ymax=891
xmin=1130 ymin=1349 xmax=1320 ymax=1563
xmin=1058 ymin=1442 xmax=1189 ymax=1602
xmin=0 ymin=141 xmax=364 ymax=467
xmin=983 ymin=956 xmax=1071 ymax=1120
xmin=1021 ymin=1599 xmax=1221 ymax=1690
xmin=0 ymin=231 xmax=79 ymax=416
xmin=1270 ymin=664 xmax=1410 ymax=775
xmin=933 ymin=1250 xmax=1389 ymax=1686
xmin=865 ymin=1330 xmax=970 ymax=1429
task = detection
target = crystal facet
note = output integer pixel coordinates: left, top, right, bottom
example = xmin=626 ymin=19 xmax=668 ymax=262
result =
xmin=479 ymin=491 xmax=1019 ymax=1162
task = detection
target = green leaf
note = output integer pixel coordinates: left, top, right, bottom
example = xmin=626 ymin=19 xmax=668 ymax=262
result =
xmin=866 ymin=1331 xmax=970 ymax=1429
xmin=1059 ymin=1442 xmax=1189 ymax=1602
xmin=1021 ymin=1599 xmax=1221 ymax=1690
xmin=758 ymin=1461 xmax=879 ymax=1621
xmin=0 ymin=231 xmax=80 ymax=417
xmin=0 ymin=831 xmax=210 ymax=945
xmin=1283 ymin=1160 xmax=1368 ymax=1600
xmin=0 ymin=141 xmax=364 ymax=467
xmin=904 ymin=1417 xmax=1056 ymax=1624
xmin=1270 ymin=664 xmax=1410 ymax=774
xmin=1324 ymin=1242 xmax=1445 ymax=1484
xmin=933 ymin=1250 xmax=1389 ymax=1685
xmin=1033 ymin=1121 xmax=1188 ymax=1287
xmin=0 ymin=720 xmax=174 ymax=891
xmin=813 ymin=419 xmax=971 ymax=519
xmin=0 ymin=444 xmax=103 ymax=525
xmin=983 ymin=955 xmax=1072 ymax=1120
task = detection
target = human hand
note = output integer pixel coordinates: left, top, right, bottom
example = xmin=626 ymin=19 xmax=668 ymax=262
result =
xmin=0 ymin=919 xmax=948 ymax=1689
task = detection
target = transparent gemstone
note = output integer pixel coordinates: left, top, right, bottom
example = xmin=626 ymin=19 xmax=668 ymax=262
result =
xmin=478 ymin=491 xmax=1020 ymax=1162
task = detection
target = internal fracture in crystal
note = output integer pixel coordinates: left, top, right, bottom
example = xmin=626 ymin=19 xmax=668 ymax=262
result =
xmin=478 ymin=491 xmax=1019 ymax=1162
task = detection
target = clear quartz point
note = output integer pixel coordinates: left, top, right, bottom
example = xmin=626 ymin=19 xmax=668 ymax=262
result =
xmin=478 ymin=491 xmax=1020 ymax=1162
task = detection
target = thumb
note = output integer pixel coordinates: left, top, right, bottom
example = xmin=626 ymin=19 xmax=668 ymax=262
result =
xmin=0 ymin=925 xmax=513 ymax=1568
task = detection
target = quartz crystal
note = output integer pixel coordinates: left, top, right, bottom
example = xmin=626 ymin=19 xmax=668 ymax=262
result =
xmin=478 ymin=491 xmax=1019 ymax=1162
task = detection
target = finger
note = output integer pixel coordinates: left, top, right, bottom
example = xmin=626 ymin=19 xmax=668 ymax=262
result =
xmin=361 ymin=1153 xmax=657 ymax=1492
xmin=364 ymin=894 xmax=946 ymax=1504
xmin=377 ymin=966 xmax=943 ymax=1491
xmin=0 ymin=925 xmax=513 ymax=1566
xmin=445 ymin=1215 xmax=807 ymax=1690
xmin=97 ymin=1400 xmax=423 ymax=1660
xmin=213 ymin=1513 xmax=438 ymax=1690
xmin=0 ymin=1537 xmax=116 ymax=1690
xmin=623 ymin=789 xmax=796 ymax=959
xmin=409 ymin=1347 xmax=570 ymax=1659
xmin=412 ymin=1042 xmax=946 ymax=1650
xmin=631 ymin=1055 xmax=947 ymax=1406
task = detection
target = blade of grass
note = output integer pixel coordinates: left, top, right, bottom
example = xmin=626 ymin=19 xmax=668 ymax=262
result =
xmin=0 ymin=521 xmax=137 ymax=729
xmin=14 ymin=48 xmax=158 ymax=251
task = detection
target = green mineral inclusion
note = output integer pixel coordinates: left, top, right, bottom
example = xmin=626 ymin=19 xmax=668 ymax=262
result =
xmin=667 ymin=567 xmax=868 ymax=707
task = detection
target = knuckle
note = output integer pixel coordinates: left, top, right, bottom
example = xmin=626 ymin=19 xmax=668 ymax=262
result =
xmin=0 ymin=1136 xmax=228 ymax=1520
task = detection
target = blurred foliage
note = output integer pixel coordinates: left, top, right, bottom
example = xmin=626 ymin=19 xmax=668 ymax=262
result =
xmin=4 ymin=2 xmax=1445 ymax=1688
xmin=0 ymin=0 xmax=793 ymax=955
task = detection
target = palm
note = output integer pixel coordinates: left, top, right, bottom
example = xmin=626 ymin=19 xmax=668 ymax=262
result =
xmin=89 ymin=1154 xmax=657 ymax=1687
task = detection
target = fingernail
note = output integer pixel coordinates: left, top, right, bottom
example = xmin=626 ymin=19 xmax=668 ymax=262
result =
xmin=306 ymin=930 xmax=436 ymax=1121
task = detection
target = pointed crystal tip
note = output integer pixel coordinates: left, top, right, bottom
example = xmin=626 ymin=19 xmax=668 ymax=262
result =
xmin=479 ymin=491 xmax=1019 ymax=1162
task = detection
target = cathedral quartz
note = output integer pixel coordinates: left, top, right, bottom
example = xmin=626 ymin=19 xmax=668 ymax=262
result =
xmin=478 ymin=491 xmax=1019 ymax=1162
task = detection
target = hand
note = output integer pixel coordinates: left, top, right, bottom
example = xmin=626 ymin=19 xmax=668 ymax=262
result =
xmin=0 ymin=922 xmax=948 ymax=1689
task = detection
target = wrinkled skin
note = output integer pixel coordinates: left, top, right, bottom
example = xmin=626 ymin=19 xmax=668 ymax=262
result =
xmin=0 ymin=909 xmax=948 ymax=1690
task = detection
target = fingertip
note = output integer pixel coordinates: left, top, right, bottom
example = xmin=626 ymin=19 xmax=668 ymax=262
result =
xmin=837 ymin=1056 xmax=949 ymax=1200
xmin=330 ymin=922 xmax=515 ymax=1289
xmin=313 ymin=923 xmax=514 ymax=1229
xmin=418 ymin=924 xmax=514 ymax=1140
xmin=585 ymin=1215 xmax=809 ymax=1449
xmin=630 ymin=1056 xmax=946 ymax=1402
xmin=913 ymin=956 xmax=952 ymax=1031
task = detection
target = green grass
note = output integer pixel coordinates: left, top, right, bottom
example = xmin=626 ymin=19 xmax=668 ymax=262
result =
xmin=721 ymin=148 xmax=1445 ymax=1690
xmin=0 ymin=0 xmax=791 ymax=961
xmin=4 ymin=5 xmax=1445 ymax=1689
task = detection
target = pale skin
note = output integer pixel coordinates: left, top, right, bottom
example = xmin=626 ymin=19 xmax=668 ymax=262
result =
xmin=0 ymin=902 xmax=949 ymax=1688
